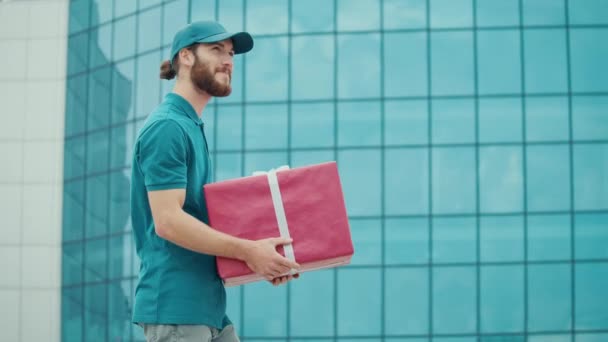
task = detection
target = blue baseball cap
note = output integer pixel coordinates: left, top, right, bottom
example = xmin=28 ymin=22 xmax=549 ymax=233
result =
xmin=169 ymin=21 xmax=254 ymax=63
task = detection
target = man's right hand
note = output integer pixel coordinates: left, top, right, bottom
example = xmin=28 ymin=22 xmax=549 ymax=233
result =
xmin=242 ymin=237 xmax=300 ymax=281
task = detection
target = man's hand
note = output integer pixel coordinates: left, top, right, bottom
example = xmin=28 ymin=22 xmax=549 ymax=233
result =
xmin=242 ymin=237 xmax=300 ymax=281
xmin=270 ymin=273 xmax=300 ymax=286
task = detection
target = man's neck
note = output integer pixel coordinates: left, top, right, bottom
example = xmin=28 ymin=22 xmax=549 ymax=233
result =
xmin=172 ymin=79 xmax=211 ymax=117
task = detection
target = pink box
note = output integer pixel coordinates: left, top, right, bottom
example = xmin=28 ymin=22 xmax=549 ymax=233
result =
xmin=203 ymin=161 xmax=354 ymax=286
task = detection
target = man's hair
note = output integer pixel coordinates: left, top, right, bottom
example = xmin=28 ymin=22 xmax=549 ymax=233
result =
xmin=159 ymin=44 xmax=199 ymax=80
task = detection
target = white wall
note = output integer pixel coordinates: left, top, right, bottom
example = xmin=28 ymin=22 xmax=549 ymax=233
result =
xmin=0 ymin=1 xmax=68 ymax=341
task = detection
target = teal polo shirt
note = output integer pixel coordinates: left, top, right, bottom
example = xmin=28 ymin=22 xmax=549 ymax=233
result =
xmin=130 ymin=93 xmax=230 ymax=328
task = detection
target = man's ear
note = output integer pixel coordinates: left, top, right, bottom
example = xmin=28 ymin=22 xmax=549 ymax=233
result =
xmin=179 ymin=48 xmax=195 ymax=67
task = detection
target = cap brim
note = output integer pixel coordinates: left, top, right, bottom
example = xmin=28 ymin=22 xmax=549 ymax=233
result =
xmin=197 ymin=31 xmax=254 ymax=54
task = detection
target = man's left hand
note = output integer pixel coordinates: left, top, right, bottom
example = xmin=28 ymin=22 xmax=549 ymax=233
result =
xmin=270 ymin=273 xmax=300 ymax=286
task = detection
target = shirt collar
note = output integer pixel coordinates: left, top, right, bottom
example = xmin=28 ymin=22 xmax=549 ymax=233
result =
xmin=165 ymin=92 xmax=203 ymax=126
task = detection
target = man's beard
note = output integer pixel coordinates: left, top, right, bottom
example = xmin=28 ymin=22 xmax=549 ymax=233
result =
xmin=190 ymin=57 xmax=232 ymax=97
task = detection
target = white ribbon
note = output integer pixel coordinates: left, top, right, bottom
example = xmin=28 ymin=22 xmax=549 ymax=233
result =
xmin=253 ymin=166 xmax=296 ymax=272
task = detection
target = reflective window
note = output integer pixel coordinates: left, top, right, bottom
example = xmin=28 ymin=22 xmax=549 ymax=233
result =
xmin=108 ymin=280 xmax=131 ymax=341
xmin=88 ymin=66 xmax=112 ymax=130
xmin=292 ymin=0 xmax=334 ymax=33
xmin=477 ymin=30 xmax=521 ymax=95
xmin=430 ymin=0 xmax=473 ymax=28
xmin=114 ymin=0 xmax=136 ymax=18
xmin=109 ymin=170 xmax=131 ymax=233
xmin=432 ymin=217 xmax=477 ymax=263
xmin=575 ymin=213 xmax=608 ymax=260
xmin=291 ymin=35 xmax=334 ymax=100
xmin=214 ymin=152 xmax=242 ymax=181
xmin=162 ymin=0 xmax=188 ymax=46
xmin=88 ymin=23 xmax=112 ymax=69
xmin=525 ymin=96 xmax=569 ymax=142
xmin=577 ymin=333 xmax=608 ymax=342
xmin=431 ymin=32 xmax=474 ymax=96
xmin=528 ymin=264 xmax=572 ymax=332
xmin=479 ymin=146 xmax=524 ymax=213
xmin=62 ymin=287 xmax=83 ymax=342
xmin=383 ymin=0 xmax=426 ymax=29
xmin=64 ymin=136 xmax=86 ymax=180
xmin=348 ymin=219 xmax=381 ymax=266
xmin=246 ymin=37 xmax=288 ymax=101
xmin=66 ymin=75 xmax=87 ymax=136
xmin=573 ymin=96 xmax=608 ymax=141
xmin=385 ymin=148 xmax=429 ymax=215
xmin=112 ymin=60 xmax=135 ymax=124
xmin=135 ymin=51 xmax=161 ymax=117
xmin=338 ymin=101 xmax=381 ymax=147
xmin=480 ymin=215 xmax=524 ymax=262
xmin=385 ymin=100 xmax=428 ymax=146
xmin=86 ymin=129 xmax=110 ymax=174
xmin=246 ymin=0 xmax=288 ymax=34
xmin=529 ymin=335 xmax=571 ymax=342
xmin=575 ymin=263 xmax=608 ymax=330
xmin=476 ymin=0 xmax=519 ymax=27
xmin=62 ymin=180 xmax=85 ymax=241
xmin=84 ymin=283 xmax=108 ymax=342
xmin=84 ymin=238 xmax=107 ymax=282
xmin=244 ymin=151 xmax=288 ymax=175
xmin=291 ymin=150 xmax=335 ymax=168
xmin=137 ymin=7 xmax=162 ymax=53
xmin=93 ymin=0 xmax=113 ymax=25
xmin=291 ymin=102 xmax=334 ymax=149
xmin=527 ymin=144 xmax=571 ymax=211
xmin=385 ymin=268 xmax=429 ymax=334
xmin=338 ymin=34 xmax=381 ymax=99
xmin=569 ymin=0 xmax=608 ymax=24
xmin=113 ymin=16 xmax=136 ymax=61
xmin=245 ymin=104 xmax=288 ymax=149
xmin=67 ymin=32 xmax=88 ymax=75
xmin=570 ymin=28 xmax=608 ymax=92
xmin=85 ymin=175 xmax=109 ymax=238
xmin=290 ymin=270 xmax=334 ymax=336
xmin=218 ymin=0 xmax=244 ymax=31
xmin=480 ymin=265 xmax=524 ymax=333
xmin=69 ymin=0 xmax=91 ymax=34
xmin=337 ymin=269 xmax=382 ymax=335
xmin=139 ymin=0 xmax=161 ymax=10
xmin=432 ymin=98 xmax=475 ymax=144
xmin=479 ymin=97 xmax=522 ymax=143
xmin=384 ymin=32 xmax=428 ymax=97
xmin=522 ymin=0 xmax=566 ymax=26
xmin=191 ymin=0 xmax=216 ymax=22
xmin=62 ymin=242 xmax=83 ymax=285
xmin=337 ymin=0 xmax=380 ymax=31
xmin=385 ymin=218 xmax=429 ymax=264
xmin=216 ymin=105 xmax=243 ymax=150
xmin=527 ymin=214 xmax=571 ymax=261
xmin=243 ymin=281 xmax=287 ymax=337
xmin=432 ymin=147 xmax=477 ymax=214
xmin=524 ymin=29 xmax=568 ymax=94
xmin=573 ymin=144 xmax=608 ymax=210
xmin=338 ymin=149 xmax=381 ymax=216
xmin=433 ymin=266 xmax=477 ymax=334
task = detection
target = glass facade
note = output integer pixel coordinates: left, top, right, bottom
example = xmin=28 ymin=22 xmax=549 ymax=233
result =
xmin=62 ymin=0 xmax=608 ymax=341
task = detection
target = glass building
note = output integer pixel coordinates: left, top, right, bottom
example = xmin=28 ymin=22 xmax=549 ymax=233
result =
xmin=60 ymin=0 xmax=608 ymax=341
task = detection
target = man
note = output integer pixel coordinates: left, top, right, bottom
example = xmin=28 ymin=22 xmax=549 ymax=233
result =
xmin=130 ymin=21 xmax=299 ymax=342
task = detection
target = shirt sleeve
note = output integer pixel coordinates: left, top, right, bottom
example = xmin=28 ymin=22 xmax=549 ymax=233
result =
xmin=137 ymin=119 xmax=189 ymax=191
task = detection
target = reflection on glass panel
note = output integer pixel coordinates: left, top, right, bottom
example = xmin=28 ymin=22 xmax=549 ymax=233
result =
xmin=108 ymin=280 xmax=131 ymax=341
xmin=139 ymin=0 xmax=162 ymax=10
xmin=431 ymin=32 xmax=474 ymax=96
xmin=64 ymin=136 xmax=86 ymax=180
xmin=338 ymin=101 xmax=381 ymax=147
xmin=480 ymin=337 xmax=525 ymax=342
xmin=225 ymin=286 xmax=241 ymax=334
xmin=62 ymin=242 xmax=83 ymax=285
xmin=432 ymin=147 xmax=477 ymax=214
xmin=291 ymin=150 xmax=335 ymax=168
xmin=244 ymin=151 xmax=288 ymax=175
xmin=348 ymin=219 xmax=381 ymax=266
xmin=337 ymin=268 xmax=382 ymax=335
xmin=113 ymin=16 xmax=136 ymax=61
xmin=68 ymin=32 xmax=88 ymax=75
xmin=112 ymin=60 xmax=135 ymax=124
xmin=528 ymin=264 xmax=572 ymax=332
xmin=432 ymin=217 xmax=476 ymax=263
xmin=110 ymin=170 xmax=131 ymax=233
xmin=115 ymin=0 xmax=136 ymax=18
xmin=480 ymin=265 xmax=524 ymax=333
xmin=84 ymin=283 xmax=108 ymax=342
xmin=338 ymin=34 xmax=381 ymax=99
xmin=384 ymin=32 xmax=427 ymax=97
xmin=385 ymin=100 xmax=428 ymax=146
xmin=88 ymin=67 xmax=112 ymax=130
xmin=479 ymin=146 xmax=524 ymax=213
xmin=86 ymin=174 xmax=109 ymax=238
xmin=526 ymin=96 xmax=569 ymax=142
xmin=479 ymin=97 xmax=522 ymax=143
xmin=337 ymin=0 xmax=380 ymax=31
xmin=109 ymin=233 xmax=131 ymax=279
xmin=575 ymin=213 xmax=608 ymax=260
xmin=245 ymin=104 xmax=288 ymax=149
xmin=383 ymin=0 xmax=426 ymax=29
xmin=89 ymin=23 xmax=112 ymax=69
xmin=385 ymin=148 xmax=428 ymax=215
xmin=573 ymin=144 xmax=608 ymax=210
xmin=69 ymin=0 xmax=91 ymax=33
xmin=522 ymin=0 xmax=565 ymax=26
xmin=524 ymin=29 xmax=568 ymax=94
xmin=62 ymin=287 xmax=83 ymax=342
xmin=430 ymin=0 xmax=473 ymax=28
xmin=528 ymin=214 xmax=571 ymax=261
xmin=246 ymin=0 xmax=287 ymax=34
xmin=569 ymin=0 xmax=608 ymax=24
xmin=338 ymin=149 xmax=381 ymax=216
xmin=527 ymin=144 xmax=571 ymax=211
xmin=219 ymin=0 xmax=244 ymax=31
xmin=577 ymin=334 xmax=608 ymax=342
xmin=137 ymin=7 xmax=162 ymax=53
xmin=432 ymin=98 xmax=475 ymax=144
xmin=476 ymin=0 xmax=519 ymax=27
xmin=528 ymin=335 xmax=571 ymax=342
xmin=63 ymin=180 xmax=85 ymax=241
xmin=216 ymin=105 xmax=242 ymax=150
xmin=243 ymin=281 xmax=287 ymax=337
xmin=292 ymin=35 xmax=334 ymax=100
xmin=162 ymin=0 xmax=188 ymax=45
xmin=433 ymin=338 xmax=476 ymax=342
xmin=477 ymin=30 xmax=521 ymax=95
xmin=570 ymin=28 xmax=608 ymax=92
xmin=136 ymin=51 xmax=161 ymax=117
xmin=480 ymin=215 xmax=524 ymax=262
xmin=291 ymin=102 xmax=334 ymax=148
xmin=110 ymin=123 xmax=134 ymax=169
xmin=290 ymin=270 xmax=334 ymax=337
xmin=86 ymin=129 xmax=110 ymax=174
xmin=66 ymin=74 xmax=87 ymax=136
xmin=215 ymin=152 xmax=242 ymax=181
xmin=85 ymin=238 xmax=107 ymax=282
xmin=385 ymin=268 xmax=429 ymax=335
xmin=92 ymin=0 xmax=113 ymax=25
xmin=433 ymin=266 xmax=476 ymax=334
xmin=191 ymin=0 xmax=216 ymax=22
xmin=385 ymin=218 xmax=429 ymax=264
xmin=573 ymin=96 xmax=608 ymax=141
xmin=575 ymin=262 xmax=608 ymax=330
xmin=292 ymin=0 xmax=334 ymax=33
xmin=246 ymin=37 xmax=288 ymax=101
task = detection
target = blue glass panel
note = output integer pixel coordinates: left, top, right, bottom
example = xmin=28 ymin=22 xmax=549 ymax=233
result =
xmin=292 ymin=35 xmax=334 ymax=100
xmin=112 ymin=16 xmax=136 ymax=61
xmin=480 ymin=337 xmax=524 ymax=342
xmin=575 ymin=213 xmax=608 ymax=260
xmin=522 ymin=0 xmax=566 ymax=26
xmin=526 ymin=96 xmax=569 ymax=142
xmin=349 ymin=219 xmax=381 ymax=266
xmin=214 ymin=152 xmax=242 ymax=182
xmin=69 ymin=0 xmax=91 ymax=33
xmin=246 ymin=37 xmax=288 ymax=101
xmin=431 ymin=32 xmax=474 ymax=96
xmin=577 ymin=333 xmax=608 ymax=342
xmin=243 ymin=281 xmax=287 ymax=337
xmin=478 ymin=30 xmax=521 ymax=95
xmin=216 ymin=105 xmax=243 ymax=151
xmin=338 ymin=34 xmax=381 ymax=99
xmin=430 ymin=0 xmax=473 ymax=28
xmin=571 ymin=28 xmax=608 ymax=92
xmin=115 ymin=0 xmax=136 ymax=18
xmin=135 ymin=51 xmax=161 ymax=117
xmin=109 ymin=234 xmax=131 ymax=280
xmin=85 ymin=174 xmax=109 ymax=238
xmin=244 ymin=152 xmax=288 ymax=175
xmin=385 ymin=268 xmax=429 ymax=334
xmin=337 ymin=0 xmax=380 ymax=31
xmin=191 ymin=0 xmax=216 ymax=22
xmin=63 ymin=180 xmax=85 ymax=241
xmin=219 ymin=0 xmax=244 ymax=31
xmin=385 ymin=218 xmax=429 ymax=264
xmin=66 ymin=74 xmax=87 ymax=136
xmin=67 ymin=32 xmax=88 ymax=75
xmin=292 ymin=0 xmax=334 ymax=33
xmin=573 ymin=144 xmax=608 ymax=210
xmin=246 ymin=0 xmax=288 ymax=34
xmin=479 ymin=97 xmax=522 ymax=143
xmin=62 ymin=242 xmax=83 ymax=285
xmin=433 ymin=266 xmax=477 ymax=334
xmin=93 ymin=0 xmax=113 ymax=25
xmin=527 ymin=144 xmax=571 ymax=211
xmin=137 ymin=7 xmax=161 ymax=54
xmin=480 ymin=265 xmax=524 ymax=333
xmin=527 ymin=214 xmax=571 ymax=261
xmin=385 ymin=148 xmax=429 ymax=215
xmin=108 ymin=280 xmax=131 ymax=341
xmin=480 ymin=215 xmax=524 ymax=262
xmin=338 ymin=149 xmax=381 ymax=216
xmin=290 ymin=269 xmax=334 ymax=337
xmin=112 ymin=60 xmax=135 ymax=124
xmin=575 ymin=262 xmax=608 ymax=330
xmin=86 ymin=129 xmax=110 ymax=174
xmin=109 ymin=170 xmax=131 ymax=233
xmin=88 ymin=66 xmax=112 ymax=130
xmin=84 ymin=283 xmax=108 ymax=342
xmin=433 ymin=338 xmax=476 ymax=342
xmin=432 ymin=98 xmax=475 ymax=144
xmin=139 ymin=0 xmax=161 ymax=10
xmin=291 ymin=151 xmax=335 ymax=168
xmin=338 ymin=101 xmax=381 ymax=147
xmin=337 ymin=268 xmax=382 ymax=335
xmin=225 ymin=286 xmax=241 ymax=334
xmin=245 ymin=104 xmax=288 ymax=149
xmin=432 ymin=147 xmax=477 ymax=214
xmin=524 ymin=29 xmax=568 ymax=94
xmin=64 ymin=136 xmax=86 ymax=180
xmin=110 ymin=123 xmax=134 ymax=169
xmin=569 ymin=0 xmax=608 ymax=24
xmin=84 ymin=238 xmax=107 ymax=282
xmin=385 ymin=100 xmax=428 ymax=146
xmin=432 ymin=217 xmax=477 ymax=263
xmin=573 ymin=96 xmax=608 ymax=141
xmin=528 ymin=335 xmax=571 ymax=342
xmin=479 ymin=146 xmax=524 ymax=213
xmin=62 ymin=287 xmax=83 ymax=342
xmin=528 ymin=264 xmax=572 ymax=332
xmin=291 ymin=103 xmax=334 ymax=149
xmin=162 ymin=0 xmax=188 ymax=46
xmin=476 ymin=0 xmax=519 ymax=27
xmin=384 ymin=32 xmax=428 ymax=97
xmin=383 ymin=0 xmax=426 ymax=29
xmin=89 ymin=23 xmax=112 ymax=68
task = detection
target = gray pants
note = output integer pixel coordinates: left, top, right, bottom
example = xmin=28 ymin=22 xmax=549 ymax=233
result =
xmin=142 ymin=324 xmax=240 ymax=342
